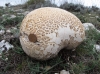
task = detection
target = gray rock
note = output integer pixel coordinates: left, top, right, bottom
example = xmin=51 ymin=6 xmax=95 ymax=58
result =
xmin=83 ymin=23 xmax=100 ymax=33
xmin=83 ymin=23 xmax=95 ymax=30
xmin=0 ymin=40 xmax=14 ymax=54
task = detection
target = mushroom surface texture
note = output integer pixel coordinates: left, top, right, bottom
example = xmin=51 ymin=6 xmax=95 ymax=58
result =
xmin=19 ymin=7 xmax=85 ymax=60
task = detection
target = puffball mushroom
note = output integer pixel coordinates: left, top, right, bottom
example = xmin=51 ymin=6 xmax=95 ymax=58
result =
xmin=19 ymin=7 xmax=85 ymax=60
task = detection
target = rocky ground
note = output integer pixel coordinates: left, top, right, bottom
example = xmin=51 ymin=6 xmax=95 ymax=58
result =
xmin=0 ymin=1 xmax=100 ymax=74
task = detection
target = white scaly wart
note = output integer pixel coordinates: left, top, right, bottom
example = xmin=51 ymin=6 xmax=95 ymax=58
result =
xmin=20 ymin=7 xmax=85 ymax=60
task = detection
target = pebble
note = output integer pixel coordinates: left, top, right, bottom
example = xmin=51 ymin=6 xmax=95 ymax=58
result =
xmin=0 ymin=40 xmax=14 ymax=54
xmin=45 ymin=66 xmax=51 ymax=70
xmin=5 ymin=42 xmax=14 ymax=50
xmin=6 ymin=29 xmax=11 ymax=33
xmin=83 ymin=23 xmax=100 ymax=33
xmin=94 ymin=44 xmax=100 ymax=52
xmin=12 ymin=27 xmax=17 ymax=30
xmin=95 ymin=16 xmax=99 ymax=18
xmin=5 ymin=58 xmax=8 ymax=61
xmin=9 ymin=15 xmax=16 ymax=19
xmin=83 ymin=23 xmax=95 ymax=30
xmin=89 ymin=14 xmax=91 ymax=15
xmin=0 ymin=30 xmax=5 ymax=35
xmin=55 ymin=70 xmax=70 ymax=74
xmin=55 ymin=73 xmax=59 ymax=74
xmin=60 ymin=70 xmax=70 ymax=74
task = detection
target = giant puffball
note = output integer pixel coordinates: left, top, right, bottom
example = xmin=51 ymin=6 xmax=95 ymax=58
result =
xmin=20 ymin=7 xmax=85 ymax=60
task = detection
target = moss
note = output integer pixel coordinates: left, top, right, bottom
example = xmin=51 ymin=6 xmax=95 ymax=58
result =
xmin=24 ymin=0 xmax=45 ymax=8
xmin=1 ymin=16 xmax=23 ymax=26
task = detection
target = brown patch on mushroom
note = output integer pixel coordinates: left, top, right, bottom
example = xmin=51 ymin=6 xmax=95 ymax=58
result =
xmin=28 ymin=34 xmax=37 ymax=42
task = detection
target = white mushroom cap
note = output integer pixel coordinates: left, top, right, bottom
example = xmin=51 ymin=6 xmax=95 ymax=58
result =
xmin=20 ymin=7 xmax=85 ymax=60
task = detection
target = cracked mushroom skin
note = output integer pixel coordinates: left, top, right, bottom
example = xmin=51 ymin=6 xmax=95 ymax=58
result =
xmin=20 ymin=7 xmax=85 ymax=60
